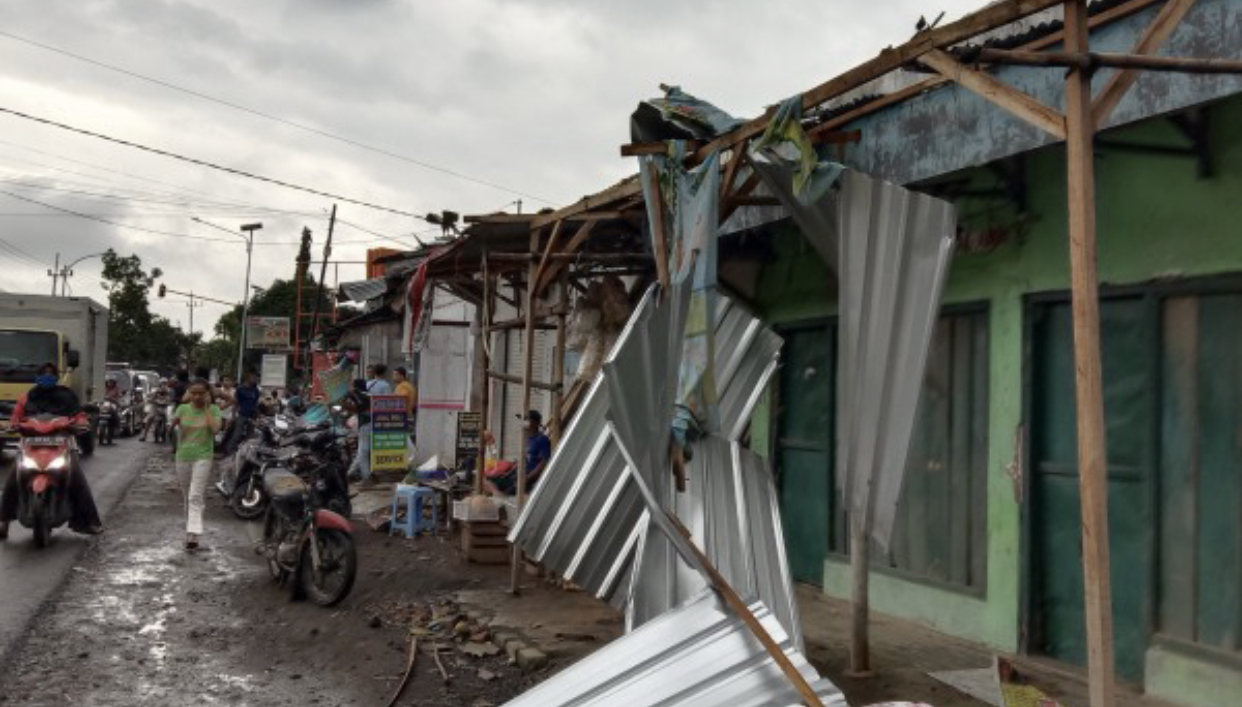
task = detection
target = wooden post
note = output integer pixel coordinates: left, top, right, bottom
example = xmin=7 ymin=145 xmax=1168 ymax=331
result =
xmin=1064 ymin=2 xmax=1116 ymax=706
xmin=510 ymin=225 xmax=542 ymax=594
xmin=848 ymin=497 xmax=874 ymax=676
xmin=475 ymin=254 xmax=493 ymax=497
xmin=550 ymin=273 xmax=568 ymax=445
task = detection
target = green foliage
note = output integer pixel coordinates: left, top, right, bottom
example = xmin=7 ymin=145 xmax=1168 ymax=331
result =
xmin=100 ymin=249 xmax=190 ymax=367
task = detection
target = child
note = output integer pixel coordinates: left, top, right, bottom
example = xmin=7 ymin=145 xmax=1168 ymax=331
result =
xmin=171 ymin=380 xmax=222 ymax=549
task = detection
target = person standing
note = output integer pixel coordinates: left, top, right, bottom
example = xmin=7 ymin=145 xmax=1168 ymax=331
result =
xmin=170 ymin=380 xmax=221 ymax=549
xmin=224 ymin=371 xmax=261 ymax=454
xmin=393 ymin=367 xmax=416 ymax=417
xmin=367 ymin=363 xmax=392 ymax=395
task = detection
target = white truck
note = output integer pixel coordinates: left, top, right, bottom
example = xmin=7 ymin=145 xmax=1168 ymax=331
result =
xmin=0 ymin=293 xmax=109 ymax=454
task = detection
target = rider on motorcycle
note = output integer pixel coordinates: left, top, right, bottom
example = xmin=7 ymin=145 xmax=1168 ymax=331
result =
xmin=139 ymin=379 xmax=173 ymax=442
xmin=0 ymin=363 xmax=104 ymax=540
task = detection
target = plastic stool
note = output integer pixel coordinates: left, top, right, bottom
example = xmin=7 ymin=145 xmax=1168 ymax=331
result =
xmin=389 ymin=484 xmax=437 ymax=538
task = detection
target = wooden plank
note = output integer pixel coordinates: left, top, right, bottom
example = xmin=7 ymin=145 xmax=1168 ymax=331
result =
xmin=620 ymin=141 xmax=702 ymax=156
xmin=534 ymin=220 xmax=597 ymax=294
xmin=921 ymin=49 xmax=1067 ymax=138
xmin=644 ymin=167 xmax=671 ymax=291
xmin=1062 ymin=2 xmax=1116 ymax=705
xmin=691 ymin=0 xmax=1066 ymax=165
xmin=551 ymin=274 xmax=568 ymax=445
xmin=486 ymin=369 xmax=560 ymax=392
xmin=531 ymin=219 xmax=565 ymax=298
xmin=666 ymin=513 xmax=826 ymax=707
xmin=719 ymin=143 xmax=747 ymax=207
xmin=511 ymin=227 xmax=541 ymax=594
xmin=531 ymin=177 xmax=642 ymax=229
xmin=1159 ymin=297 xmax=1199 ymax=642
xmin=1092 ymin=0 xmax=1200 ymax=128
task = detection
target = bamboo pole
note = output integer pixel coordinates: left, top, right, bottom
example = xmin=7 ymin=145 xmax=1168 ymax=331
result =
xmin=1063 ymin=2 xmax=1116 ymax=706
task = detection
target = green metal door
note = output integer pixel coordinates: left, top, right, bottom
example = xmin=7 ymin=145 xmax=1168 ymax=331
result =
xmin=777 ymin=324 xmax=835 ymax=585
xmin=1029 ymin=296 xmax=1154 ymax=680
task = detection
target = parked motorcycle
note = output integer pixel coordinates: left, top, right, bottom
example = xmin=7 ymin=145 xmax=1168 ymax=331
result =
xmin=220 ymin=420 xmax=351 ymax=521
xmin=256 ymin=450 xmax=357 ymax=606
xmin=12 ymin=415 xmax=80 ymax=548
xmin=146 ymin=402 xmax=169 ymax=443
xmin=97 ymin=400 xmax=119 ymax=446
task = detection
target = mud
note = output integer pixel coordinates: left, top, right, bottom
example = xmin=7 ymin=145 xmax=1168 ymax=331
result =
xmin=0 ymin=453 xmax=547 ymax=706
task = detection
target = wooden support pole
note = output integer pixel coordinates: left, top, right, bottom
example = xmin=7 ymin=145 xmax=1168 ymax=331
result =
xmin=551 ymin=274 xmax=568 ymax=445
xmin=644 ymin=166 xmax=671 ymax=291
xmin=848 ymin=495 xmax=874 ymax=677
xmin=666 ymin=513 xmax=824 ymax=707
xmin=1092 ymin=0 xmax=1199 ymax=128
xmin=977 ymin=47 xmax=1242 ymax=74
xmin=475 ymin=255 xmax=493 ymax=496
xmin=485 ymin=369 xmax=560 ymax=392
xmin=511 ymin=226 xmax=540 ymax=595
xmin=921 ymin=48 xmax=1067 ymax=138
xmin=1064 ymin=2 xmax=1116 ymax=706
xmin=530 ymin=218 xmax=565 ymax=299
xmin=535 ymin=220 xmax=596 ymax=294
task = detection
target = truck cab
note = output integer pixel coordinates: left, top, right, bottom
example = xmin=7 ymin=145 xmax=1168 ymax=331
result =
xmin=0 ymin=294 xmax=108 ymax=451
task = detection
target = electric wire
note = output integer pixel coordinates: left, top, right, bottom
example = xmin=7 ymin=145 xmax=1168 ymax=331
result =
xmin=0 ymin=30 xmax=555 ymax=205
xmin=0 ymin=106 xmax=427 ymax=220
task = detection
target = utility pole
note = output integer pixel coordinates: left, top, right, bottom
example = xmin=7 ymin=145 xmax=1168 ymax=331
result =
xmin=55 ymin=252 xmax=106 ymax=297
xmin=310 ymin=205 xmax=337 ymax=350
xmin=48 ymin=253 xmax=60 ymax=295
xmin=186 ymin=294 xmax=203 ymax=338
xmin=237 ymin=223 xmax=262 ymax=380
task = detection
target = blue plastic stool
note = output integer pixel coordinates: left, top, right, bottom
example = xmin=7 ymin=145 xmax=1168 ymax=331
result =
xmin=389 ymin=484 xmax=437 ymax=538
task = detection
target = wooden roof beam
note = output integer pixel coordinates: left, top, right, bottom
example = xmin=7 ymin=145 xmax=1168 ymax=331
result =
xmin=921 ymin=48 xmax=1067 ymax=138
xmin=1093 ymin=0 xmax=1201 ymax=128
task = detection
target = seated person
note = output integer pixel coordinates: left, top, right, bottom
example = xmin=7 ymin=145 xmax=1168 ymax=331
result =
xmin=485 ymin=410 xmax=552 ymax=497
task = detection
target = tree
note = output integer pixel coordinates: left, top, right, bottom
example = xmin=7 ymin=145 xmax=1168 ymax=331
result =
xmin=101 ymin=250 xmax=175 ymax=365
xmin=212 ymin=274 xmax=334 ymax=374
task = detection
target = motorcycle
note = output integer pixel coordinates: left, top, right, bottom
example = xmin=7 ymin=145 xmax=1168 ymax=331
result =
xmin=118 ymin=393 xmax=140 ymax=437
xmin=145 ymin=402 xmax=169 ymax=443
xmin=221 ymin=422 xmax=351 ymax=521
xmin=256 ymin=450 xmax=357 ymax=606
xmin=12 ymin=415 xmax=79 ymax=548
xmin=97 ymin=400 xmax=119 ymax=446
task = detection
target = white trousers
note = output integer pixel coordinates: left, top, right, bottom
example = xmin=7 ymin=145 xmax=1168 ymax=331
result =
xmin=176 ymin=459 xmax=213 ymax=535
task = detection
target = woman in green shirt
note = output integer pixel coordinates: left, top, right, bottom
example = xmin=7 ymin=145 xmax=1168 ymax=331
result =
xmin=172 ymin=381 xmax=222 ymax=549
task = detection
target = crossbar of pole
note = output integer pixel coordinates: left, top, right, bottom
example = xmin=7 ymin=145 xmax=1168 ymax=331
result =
xmin=977 ymin=48 xmax=1242 ymax=74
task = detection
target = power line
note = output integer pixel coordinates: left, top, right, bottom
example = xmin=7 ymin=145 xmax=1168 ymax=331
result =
xmin=0 ymin=106 xmax=428 ymax=220
xmin=0 ymin=30 xmax=555 ymax=205
xmin=0 ymin=142 xmax=418 ymax=242
xmin=0 ymin=188 xmax=402 ymax=248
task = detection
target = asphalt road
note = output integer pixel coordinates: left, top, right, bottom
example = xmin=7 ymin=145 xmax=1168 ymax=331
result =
xmin=0 ymin=436 xmax=153 ymax=666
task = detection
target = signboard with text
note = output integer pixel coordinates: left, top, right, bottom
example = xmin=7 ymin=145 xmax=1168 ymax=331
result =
xmin=260 ymin=354 xmax=287 ymax=389
xmin=370 ymin=395 xmax=409 ymax=472
xmin=456 ymin=411 xmax=482 ymax=472
xmin=246 ymin=316 xmax=291 ymax=350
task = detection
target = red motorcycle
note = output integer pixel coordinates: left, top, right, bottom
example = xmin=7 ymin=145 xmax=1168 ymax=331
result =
xmin=13 ymin=415 xmax=79 ymax=548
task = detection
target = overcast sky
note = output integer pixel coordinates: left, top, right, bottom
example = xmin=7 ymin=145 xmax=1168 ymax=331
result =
xmin=0 ymin=0 xmax=981 ymax=335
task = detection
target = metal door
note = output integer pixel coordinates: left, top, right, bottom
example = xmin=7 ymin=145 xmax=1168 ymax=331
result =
xmin=1028 ymin=296 xmax=1155 ymax=680
xmin=777 ymin=324 xmax=835 ymax=585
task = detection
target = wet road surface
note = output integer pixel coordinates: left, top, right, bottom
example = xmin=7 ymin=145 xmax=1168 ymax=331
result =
xmin=0 ymin=437 xmax=152 ymax=666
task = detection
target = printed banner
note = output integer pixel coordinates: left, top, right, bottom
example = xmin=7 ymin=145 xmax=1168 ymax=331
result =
xmin=246 ymin=316 xmax=291 ymax=350
xmin=260 ymin=354 xmax=287 ymax=389
xmin=370 ymin=394 xmax=409 ymax=472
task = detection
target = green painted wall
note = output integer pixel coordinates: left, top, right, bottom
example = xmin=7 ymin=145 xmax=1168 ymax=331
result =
xmin=752 ymin=94 xmax=1242 ymax=657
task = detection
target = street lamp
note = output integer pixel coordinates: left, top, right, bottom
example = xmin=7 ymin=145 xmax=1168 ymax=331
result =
xmin=49 ymin=251 xmax=106 ymax=296
xmin=191 ymin=217 xmax=261 ymax=380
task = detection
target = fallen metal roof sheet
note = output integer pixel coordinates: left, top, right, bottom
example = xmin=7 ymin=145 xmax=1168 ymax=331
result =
xmin=501 ymin=590 xmax=847 ymax=707
xmin=509 ymin=283 xmax=799 ymax=639
xmin=336 ymin=277 xmax=388 ymax=304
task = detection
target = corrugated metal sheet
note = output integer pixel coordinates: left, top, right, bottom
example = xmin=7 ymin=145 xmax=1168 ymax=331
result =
xmin=337 ymin=277 xmax=388 ymax=304
xmin=509 ymin=284 xmax=802 ymax=641
xmin=501 ymin=590 xmax=847 ymax=707
xmin=835 ymin=169 xmax=956 ymax=550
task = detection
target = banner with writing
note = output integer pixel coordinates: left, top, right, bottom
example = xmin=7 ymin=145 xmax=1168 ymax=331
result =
xmin=370 ymin=394 xmax=409 ymax=472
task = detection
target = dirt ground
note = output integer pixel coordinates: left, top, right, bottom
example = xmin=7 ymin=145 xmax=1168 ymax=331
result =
xmin=0 ymin=452 xmax=613 ymax=707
